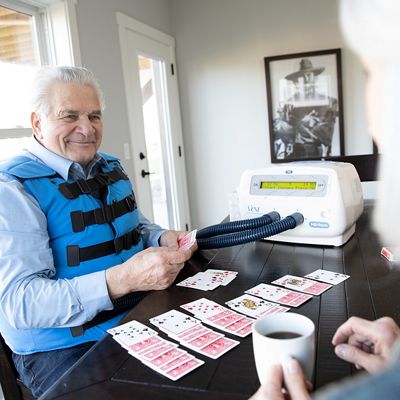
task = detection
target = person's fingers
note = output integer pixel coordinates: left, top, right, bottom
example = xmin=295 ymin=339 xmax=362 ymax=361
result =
xmin=282 ymin=358 xmax=311 ymax=400
xmin=332 ymin=317 xmax=375 ymax=346
xmin=249 ymin=365 xmax=285 ymax=400
xmin=334 ymin=343 xmax=385 ymax=373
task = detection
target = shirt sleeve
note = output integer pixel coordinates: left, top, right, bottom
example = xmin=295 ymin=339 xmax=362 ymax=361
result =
xmin=138 ymin=210 xmax=166 ymax=247
xmin=0 ymin=174 xmax=113 ymax=330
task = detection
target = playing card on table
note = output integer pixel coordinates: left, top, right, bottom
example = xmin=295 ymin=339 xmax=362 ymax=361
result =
xmin=197 ymin=336 xmax=240 ymax=359
xmin=202 ymin=269 xmax=238 ymax=286
xmin=182 ymin=331 xmax=224 ymax=350
xmin=225 ymin=294 xmax=287 ymax=319
xmin=245 ymin=283 xmax=312 ymax=307
xmin=176 ymin=272 xmax=221 ymax=291
xmin=272 ymin=274 xmax=332 ymax=295
xmin=149 ymin=309 xmax=201 ymax=337
xmin=305 ymin=269 xmax=350 ymax=285
xmin=180 ymin=298 xmax=226 ymax=317
xmin=178 ymin=229 xmax=197 ymax=251
xmin=107 ymin=320 xmax=158 ymax=346
xmin=159 ymin=357 xmax=205 ymax=381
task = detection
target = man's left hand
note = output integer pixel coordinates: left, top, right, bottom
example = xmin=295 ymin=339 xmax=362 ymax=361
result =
xmin=159 ymin=230 xmax=198 ymax=252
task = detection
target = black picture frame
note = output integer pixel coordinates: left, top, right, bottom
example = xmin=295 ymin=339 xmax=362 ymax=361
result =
xmin=265 ymin=48 xmax=345 ymax=163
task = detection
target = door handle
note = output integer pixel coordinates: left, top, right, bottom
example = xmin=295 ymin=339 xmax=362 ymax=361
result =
xmin=141 ymin=169 xmax=154 ymax=178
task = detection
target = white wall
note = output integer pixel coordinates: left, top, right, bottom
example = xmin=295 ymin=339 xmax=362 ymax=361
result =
xmin=74 ymin=0 xmax=173 ymax=181
xmin=73 ymin=0 xmax=375 ymax=229
xmin=169 ymin=0 xmax=375 ymax=228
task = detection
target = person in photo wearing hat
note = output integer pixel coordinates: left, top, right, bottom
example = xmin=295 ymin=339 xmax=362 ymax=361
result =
xmin=272 ymin=58 xmax=338 ymax=159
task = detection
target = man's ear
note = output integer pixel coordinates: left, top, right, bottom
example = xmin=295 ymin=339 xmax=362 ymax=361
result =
xmin=31 ymin=112 xmax=42 ymax=140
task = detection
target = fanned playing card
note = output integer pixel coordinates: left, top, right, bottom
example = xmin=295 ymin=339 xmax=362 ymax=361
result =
xmin=149 ymin=309 xmax=201 ymax=336
xmin=245 ymin=283 xmax=312 ymax=307
xmin=225 ymin=294 xmax=289 ymax=318
xmin=107 ymin=320 xmax=158 ymax=346
xmin=272 ymin=274 xmax=332 ymax=295
xmin=178 ymin=230 xmax=197 ymax=251
xmin=305 ymin=269 xmax=350 ymax=285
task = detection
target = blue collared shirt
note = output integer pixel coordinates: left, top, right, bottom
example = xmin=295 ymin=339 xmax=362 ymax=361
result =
xmin=0 ymin=138 xmax=165 ymax=329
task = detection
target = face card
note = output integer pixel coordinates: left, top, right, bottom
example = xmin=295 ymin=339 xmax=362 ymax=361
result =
xmin=107 ymin=320 xmax=158 ymax=346
xmin=178 ymin=229 xmax=197 ymax=251
xmin=197 ymin=337 xmax=240 ymax=359
xmin=245 ymin=283 xmax=312 ymax=307
xmin=149 ymin=309 xmax=201 ymax=336
xmin=225 ymin=294 xmax=282 ymax=318
xmin=305 ymin=269 xmax=350 ymax=285
xmin=272 ymin=275 xmax=332 ymax=295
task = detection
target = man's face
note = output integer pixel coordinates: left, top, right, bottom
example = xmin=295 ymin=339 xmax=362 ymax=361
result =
xmin=31 ymin=81 xmax=103 ymax=166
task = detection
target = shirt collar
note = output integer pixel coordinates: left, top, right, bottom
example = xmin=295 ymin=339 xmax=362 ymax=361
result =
xmin=25 ymin=137 xmax=105 ymax=181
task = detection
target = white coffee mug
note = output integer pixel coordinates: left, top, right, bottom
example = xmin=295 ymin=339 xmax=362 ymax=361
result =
xmin=252 ymin=312 xmax=315 ymax=383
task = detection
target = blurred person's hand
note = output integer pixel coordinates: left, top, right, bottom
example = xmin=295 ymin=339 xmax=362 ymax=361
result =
xmin=332 ymin=316 xmax=400 ymax=373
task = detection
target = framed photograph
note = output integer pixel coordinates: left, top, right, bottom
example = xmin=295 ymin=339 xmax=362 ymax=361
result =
xmin=265 ymin=49 xmax=344 ymax=162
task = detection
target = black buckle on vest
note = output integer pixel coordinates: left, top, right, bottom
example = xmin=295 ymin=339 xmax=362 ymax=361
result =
xmin=94 ymin=204 xmax=115 ymax=224
xmin=76 ymin=179 xmax=92 ymax=194
xmin=95 ymin=173 xmax=110 ymax=186
xmin=70 ymin=211 xmax=85 ymax=232
xmin=125 ymin=195 xmax=136 ymax=211
xmin=67 ymin=245 xmax=80 ymax=266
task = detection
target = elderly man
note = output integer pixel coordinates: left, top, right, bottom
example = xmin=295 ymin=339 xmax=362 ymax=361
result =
xmin=0 ymin=66 xmax=196 ymax=397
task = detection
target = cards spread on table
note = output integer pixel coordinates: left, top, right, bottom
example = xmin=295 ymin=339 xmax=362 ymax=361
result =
xmin=225 ymin=294 xmax=290 ymax=319
xmin=149 ymin=308 xmax=241 ymax=358
xmin=245 ymin=283 xmax=312 ymax=307
xmin=304 ymin=269 xmax=350 ymax=285
xmin=271 ymin=274 xmax=332 ymax=295
xmin=108 ymin=320 xmax=204 ymax=381
xmin=176 ymin=269 xmax=238 ymax=291
xmin=178 ymin=230 xmax=197 ymax=251
xmin=180 ymin=298 xmax=254 ymax=337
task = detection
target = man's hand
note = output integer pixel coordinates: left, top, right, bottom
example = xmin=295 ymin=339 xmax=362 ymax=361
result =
xmin=249 ymin=359 xmax=311 ymax=400
xmin=159 ymin=230 xmax=198 ymax=252
xmin=332 ymin=316 xmax=400 ymax=373
xmin=105 ymin=245 xmax=194 ymax=299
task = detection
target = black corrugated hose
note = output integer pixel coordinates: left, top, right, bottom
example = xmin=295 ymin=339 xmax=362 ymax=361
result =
xmin=196 ymin=212 xmax=304 ymax=250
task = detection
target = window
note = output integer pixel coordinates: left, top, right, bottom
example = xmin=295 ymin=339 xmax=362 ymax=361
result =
xmin=0 ymin=0 xmax=80 ymax=160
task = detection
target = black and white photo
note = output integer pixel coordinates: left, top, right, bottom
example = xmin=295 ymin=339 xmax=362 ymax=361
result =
xmin=265 ymin=49 xmax=344 ymax=162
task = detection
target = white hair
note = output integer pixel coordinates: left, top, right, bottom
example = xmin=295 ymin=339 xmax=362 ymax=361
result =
xmin=340 ymin=0 xmax=400 ymax=247
xmin=31 ymin=66 xmax=105 ymax=117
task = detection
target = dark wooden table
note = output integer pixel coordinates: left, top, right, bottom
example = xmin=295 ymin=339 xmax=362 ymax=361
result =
xmin=41 ymin=201 xmax=400 ymax=399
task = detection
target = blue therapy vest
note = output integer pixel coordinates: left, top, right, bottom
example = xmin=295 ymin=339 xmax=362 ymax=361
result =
xmin=0 ymin=153 xmax=144 ymax=354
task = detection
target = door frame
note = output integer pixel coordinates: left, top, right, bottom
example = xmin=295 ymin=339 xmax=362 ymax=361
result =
xmin=116 ymin=12 xmax=191 ymax=230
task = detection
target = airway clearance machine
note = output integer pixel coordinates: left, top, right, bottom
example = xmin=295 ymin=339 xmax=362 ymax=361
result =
xmin=196 ymin=162 xmax=364 ymax=249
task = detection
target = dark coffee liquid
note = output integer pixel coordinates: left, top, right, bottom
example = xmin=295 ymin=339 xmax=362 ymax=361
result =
xmin=265 ymin=331 xmax=301 ymax=339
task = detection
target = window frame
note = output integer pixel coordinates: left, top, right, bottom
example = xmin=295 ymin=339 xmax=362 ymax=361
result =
xmin=0 ymin=0 xmax=80 ymax=139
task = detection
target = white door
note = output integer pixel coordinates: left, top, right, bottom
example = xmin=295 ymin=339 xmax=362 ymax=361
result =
xmin=117 ymin=13 xmax=191 ymax=230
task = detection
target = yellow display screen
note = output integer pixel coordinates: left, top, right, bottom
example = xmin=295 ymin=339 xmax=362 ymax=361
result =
xmin=260 ymin=181 xmax=317 ymax=190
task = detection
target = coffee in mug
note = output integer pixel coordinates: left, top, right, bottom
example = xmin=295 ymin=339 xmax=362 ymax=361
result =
xmin=252 ymin=312 xmax=315 ymax=383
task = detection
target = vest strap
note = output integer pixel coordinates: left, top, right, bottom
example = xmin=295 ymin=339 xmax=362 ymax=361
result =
xmin=66 ymin=228 xmax=141 ymax=266
xmin=58 ymin=167 xmax=129 ymax=199
xmin=70 ymin=194 xmax=137 ymax=232
xmin=70 ymin=291 xmax=147 ymax=337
